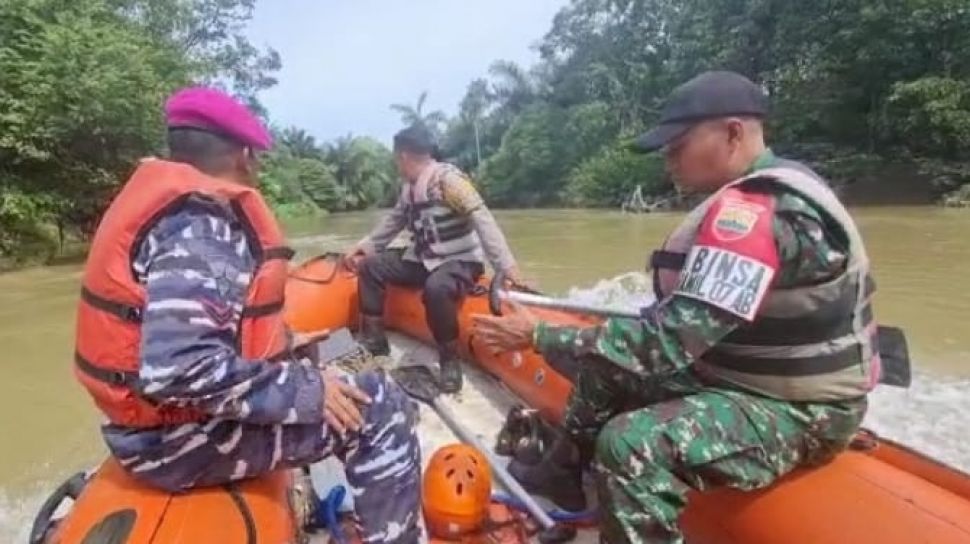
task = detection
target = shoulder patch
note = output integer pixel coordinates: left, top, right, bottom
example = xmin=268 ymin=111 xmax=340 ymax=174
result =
xmin=440 ymin=169 xmax=483 ymax=214
xmin=711 ymin=198 xmax=763 ymax=241
xmin=673 ymin=188 xmax=779 ymax=321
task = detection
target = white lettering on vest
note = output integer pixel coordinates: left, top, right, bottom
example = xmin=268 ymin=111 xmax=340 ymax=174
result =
xmin=674 ymin=244 xmax=775 ymax=321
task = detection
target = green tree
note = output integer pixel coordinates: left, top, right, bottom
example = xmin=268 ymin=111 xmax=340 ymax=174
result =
xmin=0 ymin=0 xmax=282 ymax=264
xmin=390 ymin=91 xmax=448 ymax=136
xmin=325 ymin=135 xmax=397 ymax=210
xmin=280 ymin=128 xmax=322 ymax=159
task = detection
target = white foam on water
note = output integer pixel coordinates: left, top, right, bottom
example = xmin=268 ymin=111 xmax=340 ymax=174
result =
xmin=867 ymin=372 xmax=970 ymax=472
xmin=1 ymin=484 xmax=52 ymax=543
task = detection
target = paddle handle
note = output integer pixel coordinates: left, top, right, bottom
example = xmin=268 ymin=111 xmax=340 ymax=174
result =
xmin=431 ymin=398 xmax=556 ymax=530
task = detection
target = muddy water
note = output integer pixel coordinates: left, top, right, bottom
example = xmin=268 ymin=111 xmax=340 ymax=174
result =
xmin=2 ymin=206 xmax=969 ymax=538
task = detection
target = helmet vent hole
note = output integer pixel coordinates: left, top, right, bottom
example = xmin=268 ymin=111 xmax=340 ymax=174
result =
xmin=456 ymin=483 xmax=464 ymax=495
xmin=466 ymin=469 xmax=475 ymax=480
xmin=444 ymin=453 xmax=455 ymax=461
xmin=446 ymin=468 xmax=455 ymax=478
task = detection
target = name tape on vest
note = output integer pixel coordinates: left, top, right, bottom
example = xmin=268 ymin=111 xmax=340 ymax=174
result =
xmin=674 ymin=245 xmax=775 ymax=321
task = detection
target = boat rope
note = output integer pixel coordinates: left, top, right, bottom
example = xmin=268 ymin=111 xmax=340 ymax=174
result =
xmin=288 ymin=252 xmax=350 ymax=285
xmin=224 ymin=483 xmax=257 ymax=544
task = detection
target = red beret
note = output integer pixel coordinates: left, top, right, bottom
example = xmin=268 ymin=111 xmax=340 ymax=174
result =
xmin=164 ymin=86 xmax=273 ymax=151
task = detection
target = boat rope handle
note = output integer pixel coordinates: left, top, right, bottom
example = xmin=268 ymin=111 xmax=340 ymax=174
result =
xmin=224 ymin=483 xmax=257 ymax=544
xmin=289 ymin=252 xmax=354 ymax=285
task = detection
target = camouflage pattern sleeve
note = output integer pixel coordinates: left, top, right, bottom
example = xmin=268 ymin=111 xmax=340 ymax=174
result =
xmin=770 ymin=188 xmax=850 ymax=288
xmin=133 ymin=197 xmax=324 ymax=425
xmin=534 ymin=186 xmax=849 ymax=377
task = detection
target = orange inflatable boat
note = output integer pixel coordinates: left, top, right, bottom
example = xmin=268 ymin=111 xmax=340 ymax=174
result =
xmin=34 ymin=254 xmax=970 ymax=543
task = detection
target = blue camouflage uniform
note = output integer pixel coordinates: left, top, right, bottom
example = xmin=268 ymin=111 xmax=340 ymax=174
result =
xmin=101 ymin=197 xmax=421 ymax=543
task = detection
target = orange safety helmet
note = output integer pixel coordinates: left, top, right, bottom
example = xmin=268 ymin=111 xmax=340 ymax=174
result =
xmin=422 ymin=443 xmax=492 ymax=539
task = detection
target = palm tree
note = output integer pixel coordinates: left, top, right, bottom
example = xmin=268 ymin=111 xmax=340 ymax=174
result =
xmin=324 ymin=135 xmax=396 ymax=209
xmin=488 ymin=60 xmax=535 ymax=114
xmin=459 ymin=79 xmax=492 ymax=166
xmin=279 ymin=127 xmax=321 ymax=159
xmin=389 ymin=91 xmax=448 ymax=134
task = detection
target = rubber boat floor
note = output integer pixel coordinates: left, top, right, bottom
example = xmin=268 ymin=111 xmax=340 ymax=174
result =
xmin=307 ymin=332 xmax=599 ymax=543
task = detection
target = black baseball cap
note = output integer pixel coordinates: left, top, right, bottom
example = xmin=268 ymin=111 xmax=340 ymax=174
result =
xmin=393 ymin=124 xmax=437 ymax=155
xmin=635 ymin=71 xmax=768 ymax=152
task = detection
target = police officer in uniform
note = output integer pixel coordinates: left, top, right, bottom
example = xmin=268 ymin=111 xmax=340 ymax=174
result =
xmin=349 ymin=124 xmax=522 ymax=394
xmin=475 ymin=71 xmax=878 ymax=543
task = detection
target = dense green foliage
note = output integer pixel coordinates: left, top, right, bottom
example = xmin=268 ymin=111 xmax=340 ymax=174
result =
xmin=0 ymin=0 xmax=393 ymax=265
xmin=434 ymin=0 xmax=970 ymax=209
xmin=5 ymin=0 xmax=970 ymax=266
xmin=261 ymin=129 xmax=396 ymax=218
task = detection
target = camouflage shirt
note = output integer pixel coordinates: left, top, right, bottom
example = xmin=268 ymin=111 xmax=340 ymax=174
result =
xmin=534 ymin=168 xmax=851 ymax=380
xmin=102 ymin=197 xmax=323 ymax=452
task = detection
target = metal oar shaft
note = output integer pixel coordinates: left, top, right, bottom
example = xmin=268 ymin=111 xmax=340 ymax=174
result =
xmin=502 ymin=290 xmax=642 ymax=319
xmin=431 ymin=398 xmax=556 ymax=530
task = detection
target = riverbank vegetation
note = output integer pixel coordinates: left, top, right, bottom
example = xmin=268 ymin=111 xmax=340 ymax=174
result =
xmin=3 ymin=0 xmax=970 ymax=267
xmin=0 ymin=0 xmax=395 ymax=267
xmin=433 ymin=0 xmax=970 ymax=210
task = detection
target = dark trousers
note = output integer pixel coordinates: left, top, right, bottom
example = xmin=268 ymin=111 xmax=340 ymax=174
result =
xmin=358 ymin=250 xmax=483 ymax=345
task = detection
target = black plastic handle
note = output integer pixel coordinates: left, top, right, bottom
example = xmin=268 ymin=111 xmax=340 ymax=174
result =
xmin=30 ymin=471 xmax=88 ymax=544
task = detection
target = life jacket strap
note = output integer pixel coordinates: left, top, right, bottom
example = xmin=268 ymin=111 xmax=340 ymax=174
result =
xmin=74 ymin=352 xmax=139 ymax=387
xmin=649 ymin=250 xmax=686 ymax=271
xmin=241 ymin=300 xmax=285 ymax=318
xmin=80 ymin=287 xmax=143 ymax=323
xmin=263 ymin=246 xmax=295 ymax=262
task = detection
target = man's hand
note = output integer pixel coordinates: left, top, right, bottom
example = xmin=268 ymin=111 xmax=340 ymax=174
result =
xmin=472 ymin=300 xmax=540 ymax=355
xmin=344 ymin=242 xmax=370 ymax=272
xmin=321 ymin=367 xmax=372 ymax=435
xmin=503 ymin=266 xmax=536 ymax=292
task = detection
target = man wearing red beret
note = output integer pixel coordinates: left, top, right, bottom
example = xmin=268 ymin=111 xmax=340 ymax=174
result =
xmin=73 ymin=86 xmax=421 ymax=543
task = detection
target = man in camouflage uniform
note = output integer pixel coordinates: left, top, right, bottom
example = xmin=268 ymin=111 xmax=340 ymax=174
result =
xmin=80 ymin=88 xmax=421 ymax=543
xmin=348 ymin=124 xmax=522 ymax=393
xmin=474 ymin=71 xmax=877 ymax=543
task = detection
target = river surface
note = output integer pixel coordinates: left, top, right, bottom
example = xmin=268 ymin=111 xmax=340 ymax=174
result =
xmin=2 ymin=207 xmax=969 ymax=539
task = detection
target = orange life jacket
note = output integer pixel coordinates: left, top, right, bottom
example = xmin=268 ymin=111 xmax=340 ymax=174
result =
xmin=74 ymin=159 xmax=294 ymax=428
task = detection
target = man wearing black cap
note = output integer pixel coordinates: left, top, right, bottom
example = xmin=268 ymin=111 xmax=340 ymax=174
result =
xmin=348 ymin=124 xmax=522 ymax=394
xmin=474 ymin=71 xmax=876 ymax=543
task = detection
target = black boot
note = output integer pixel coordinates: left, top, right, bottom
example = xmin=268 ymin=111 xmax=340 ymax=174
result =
xmin=508 ymin=426 xmax=588 ymax=512
xmin=356 ymin=315 xmax=389 ymax=356
xmin=437 ymin=341 xmax=463 ymax=394
xmin=495 ymin=405 xmax=540 ymax=457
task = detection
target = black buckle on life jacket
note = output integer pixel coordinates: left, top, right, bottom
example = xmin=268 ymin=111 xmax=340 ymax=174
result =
xmin=123 ymin=306 xmax=143 ymax=323
xmin=81 ymin=287 xmax=143 ymax=324
xmin=74 ymin=352 xmax=138 ymax=387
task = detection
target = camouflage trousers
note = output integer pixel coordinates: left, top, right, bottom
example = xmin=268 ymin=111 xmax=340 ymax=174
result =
xmin=562 ymin=363 xmax=867 ymax=544
xmin=108 ymin=370 xmax=422 ymax=544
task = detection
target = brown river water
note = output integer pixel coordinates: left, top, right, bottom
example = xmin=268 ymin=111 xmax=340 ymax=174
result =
xmin=1 ymin=207 xmax=969 ymax=538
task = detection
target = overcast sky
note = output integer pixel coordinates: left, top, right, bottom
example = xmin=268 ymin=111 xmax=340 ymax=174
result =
xmin=245 ymin=0 xmax=566 ymax=144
